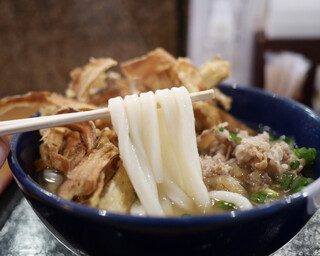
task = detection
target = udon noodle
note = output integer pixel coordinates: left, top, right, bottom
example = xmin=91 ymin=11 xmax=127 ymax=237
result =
xmin=109 ymin=87 xmax=214 ymax=216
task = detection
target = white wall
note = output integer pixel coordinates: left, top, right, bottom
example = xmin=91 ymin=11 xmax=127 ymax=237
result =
xmin=187 ymin=0 xmax=266 ymax=86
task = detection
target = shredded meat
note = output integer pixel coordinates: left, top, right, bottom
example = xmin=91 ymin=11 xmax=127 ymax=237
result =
xmin=244 ymin=170 xmax=273 ymax=192
xmin=200 ymin=155 xmax=248 ymax=197
xmin=267 ymin=141 xmax=304 ymax=179
xmin=202 ymin=127 xmax=237 ymax=159
xmin=235 ymin=132 xmax=304 ymax=180
xmin=198 ymin=127 xmax=306 ymax=195
xmin=235 ymin=132 xmax=270 ymax=170
xmin=200 ymin=155 xmax=232 ymax=178
xmin=204 ymin=175 xmax=247 ymax=197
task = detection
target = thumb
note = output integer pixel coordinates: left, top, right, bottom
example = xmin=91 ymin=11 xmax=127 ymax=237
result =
xmin=0 ymin=137 xmax=10 ymax=167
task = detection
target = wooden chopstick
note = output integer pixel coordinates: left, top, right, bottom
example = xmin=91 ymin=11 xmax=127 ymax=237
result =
xmin=0 ymin=89 xmax=214 ymax=136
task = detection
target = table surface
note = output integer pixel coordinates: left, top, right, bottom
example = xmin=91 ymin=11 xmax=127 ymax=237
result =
xmin=1 ymin=189 xmax=320 ymax=256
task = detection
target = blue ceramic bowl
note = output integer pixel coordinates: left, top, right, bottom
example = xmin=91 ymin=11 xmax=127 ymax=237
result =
xmin=8 ymin=84 xmax=320 ymax=256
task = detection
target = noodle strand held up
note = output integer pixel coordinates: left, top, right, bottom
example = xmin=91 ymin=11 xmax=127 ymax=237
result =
xmin=156 ymin=87 xmax=210 ymax=209
xmin=108 ymin=96 xmax=164 ymax=216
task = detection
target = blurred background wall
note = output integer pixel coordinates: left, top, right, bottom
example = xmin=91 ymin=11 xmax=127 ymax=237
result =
xmin=0 ymin=0 xmax=188 ymax=97
xmin=187 ymin=0 xmax=320 ymax=107
xmin=1 ymin=0 xmax=320 ymax=108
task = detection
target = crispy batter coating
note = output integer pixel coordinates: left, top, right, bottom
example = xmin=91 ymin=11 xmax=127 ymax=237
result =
xmin=121 ymin=48 xmax=230 ymax=95
xmin=68 ymin=58 xmax=117 ymax=102
xmin=98 ymin=161 xmax=135 ymax=213
xmin=193 ymin=101 xmax=222 ymax=134
xmin=199 ymin=56 xmax=230 ymax=89
xmin=54 ymin=108 xmax=96 ymax=152
xmin=172 ymin=57 xmax=206 ymax=92
xmin=0 ymin=91 xmax=51 ymax=115
xmin=58 ymin=129 xmax=119 ymax=201
xmin=37 ymin=127 xmax=71 ymax=173
xmin=47 ymin=93 xmax=98 ymax=110
xmin=121 ymin=47 xmax=176 ymax=78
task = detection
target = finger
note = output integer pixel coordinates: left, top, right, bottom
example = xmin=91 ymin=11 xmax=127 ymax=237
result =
xmin=0 ymin=137 xmax=10 ymax=167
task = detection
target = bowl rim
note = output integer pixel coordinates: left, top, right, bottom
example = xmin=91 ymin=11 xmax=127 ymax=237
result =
xmin=8 ymin=84 xmax=319 ymax=227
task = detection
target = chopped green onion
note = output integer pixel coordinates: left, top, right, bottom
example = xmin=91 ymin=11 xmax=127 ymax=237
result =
xmin=300 ymin=164 xmax=314 ymax=179
xmin=250 ymin=192 xmax=268 ymax=204
xmin=218 ymin=127 xmax=224 ymax=132
xmin=229 ymin=132 xmax=242 ymax=142
xmin=217 ymin=200 xmax=238 ymax=210
xmin=279 ymin=173 xmax=314 ymax=194
xmin=290 ymin=160 xmax=300 ymax=170
xmin=290 ymin=176 xmax=314 ymax=193
xmin=250 ymin=188 xmax=279 ymax=204
xmin=181 ymin=213 xmax=191 ymax=217
xmin=280 ymin=135 xmax=296 ymax=148
xmin=293 ymin=147 xmax=317 ymax=165
xmin=293 ymin=185 xmax=305 ymax=193
xmin=307 ymin=177 xmax=314 ymax=184
xmin=264 ymin=188 xmax=279 ymax=198
xmin=269 ymin=134 xmax=278 ymax=142
xmin=281 ymin=173 xmax=294 ymax=190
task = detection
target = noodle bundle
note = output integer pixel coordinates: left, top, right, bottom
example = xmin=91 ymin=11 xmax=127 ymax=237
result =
xmin=108 ymin=87 xmax=210 ymax=216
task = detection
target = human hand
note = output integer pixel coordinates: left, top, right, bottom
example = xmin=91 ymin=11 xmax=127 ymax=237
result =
xmin=0 ymin=137 xmax=10 ymax=167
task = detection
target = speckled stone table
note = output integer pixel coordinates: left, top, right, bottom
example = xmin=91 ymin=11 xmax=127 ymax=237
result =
xmin=272 ymin=212 xmax=320 ymax=256
xmin=0 ymin=198 xmax=75 ymax=256
xmin=1 ymin=196 xmax=320 ymax=256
